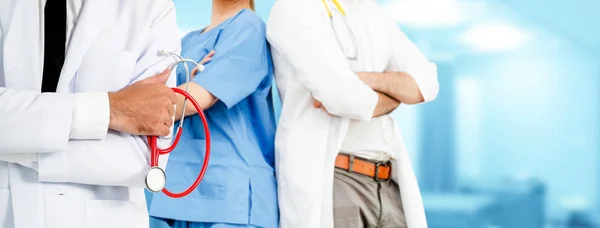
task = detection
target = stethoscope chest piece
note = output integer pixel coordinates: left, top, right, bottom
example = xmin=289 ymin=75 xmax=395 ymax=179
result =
xmin=145 ymin=166 xmax=166 ymax=192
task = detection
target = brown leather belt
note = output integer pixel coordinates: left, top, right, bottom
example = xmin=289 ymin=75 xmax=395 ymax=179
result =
xmin=335 ymin=154 xmax=391 ymax=181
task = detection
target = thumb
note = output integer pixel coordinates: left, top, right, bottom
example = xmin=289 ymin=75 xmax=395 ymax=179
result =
xmin=139 ymin=69 xmax=170 ymax=84
xmin=200 ymin=50 xmax=215 ymax=65
xmin=191 ymin=67 xmax=199 ymax=79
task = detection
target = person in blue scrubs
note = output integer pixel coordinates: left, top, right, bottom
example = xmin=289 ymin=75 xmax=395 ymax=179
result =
xmin=147 ymin=1 xmax=278 ymax=227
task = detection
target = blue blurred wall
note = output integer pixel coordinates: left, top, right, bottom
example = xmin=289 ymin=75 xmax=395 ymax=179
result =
xmin=167 ymin=0 xmax=600 ymax=227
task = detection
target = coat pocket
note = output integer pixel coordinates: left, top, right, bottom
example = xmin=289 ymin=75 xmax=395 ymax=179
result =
xmin=85 ymin=200 xmax=141 ymax=228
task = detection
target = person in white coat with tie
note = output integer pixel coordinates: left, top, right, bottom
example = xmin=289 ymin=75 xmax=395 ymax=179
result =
xmin=267 ymin=0 xmax=439 ymax=227
xmin=0 ymin=0 xmax=181 ymax=227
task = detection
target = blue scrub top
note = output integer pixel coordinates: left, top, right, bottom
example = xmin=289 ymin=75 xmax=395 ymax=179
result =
xmin=149 ymin=9 xmax=278 ymax=228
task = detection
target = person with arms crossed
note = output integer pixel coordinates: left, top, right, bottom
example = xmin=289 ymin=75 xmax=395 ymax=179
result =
xmin=0 ymin=0 xmax=181 ymax=227
xmin=267 ymin=0 xmax=439 ymax=227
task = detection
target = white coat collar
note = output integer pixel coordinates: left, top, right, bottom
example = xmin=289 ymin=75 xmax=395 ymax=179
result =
xmin=2 ymin=0 xmax=109 ymax=92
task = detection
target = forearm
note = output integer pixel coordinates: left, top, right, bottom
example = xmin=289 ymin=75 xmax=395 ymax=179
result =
xmin=267 ymin=3 xmax=378 ymax=121
xmin=174 ymin=82 xmax=218 ymax=121
xmin=361 ymin=72 xmax=424 ymax=104
xmin=0 ymin=88 xmax=110 ymax=154
xmin=37 ymin=0 xmax=181 ymax=186
xmin=386 ymin=18 xmax=440 ymax=103
xmin=37 ymin=132 xmax=170 ymax=187
xmin=373 ymin=92 xmax=400 ymax=117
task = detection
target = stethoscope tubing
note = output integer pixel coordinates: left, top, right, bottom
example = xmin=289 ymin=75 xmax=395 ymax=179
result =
xmin=146 ymin=50 xmax=211 ymax=198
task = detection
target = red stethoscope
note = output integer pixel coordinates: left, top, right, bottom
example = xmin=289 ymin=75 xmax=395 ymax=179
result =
xmin=144 ymin=50 xmax=211 ymax=198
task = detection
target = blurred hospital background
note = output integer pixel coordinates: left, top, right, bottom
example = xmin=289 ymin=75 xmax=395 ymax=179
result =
xmin=172 ymin=0 xmax=600 ymax=227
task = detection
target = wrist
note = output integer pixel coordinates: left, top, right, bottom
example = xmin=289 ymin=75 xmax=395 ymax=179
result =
xmin=108 ymin=92 xmax=123 ymax=131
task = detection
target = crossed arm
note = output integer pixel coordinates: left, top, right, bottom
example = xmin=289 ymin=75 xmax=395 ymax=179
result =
xmin=358 ymin=72 xmax=425 ymax=105
xmin=268 ymin=1 xmax=438 ymax=121
xmin=362 ymin=71 xmax=426 ymax=116
xmin=313 ymin=23 xmax=438 ymax=118
xmin=314 ymin=71 xmax=424 ymax=118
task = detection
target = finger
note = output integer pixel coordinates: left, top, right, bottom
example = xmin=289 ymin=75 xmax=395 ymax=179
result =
xmin=200 ymin=50 xmax=215 ymax=65
xmin=313 ymin=100 xmax=322 ymax=108
xmin=163 ymin=115 xmax=174 ymax=128
xmin=167 ymin=103 xmax=175 ymax=117
xmin=200 ymin=58 xmax=212 ymax=65
xmin=191 ymin=67 xmax=199 ymax=77
xmin=161 ymin=99 xmax=174 ymax=117
xmin=200 ymin=57 xmax=213 ymax=65
xmin=168 ymin=90 xmax=177 ymax=104
xmin=155 ymin=69 xmax=171 ymax=84
xmin=138 ymin=69 xmax=169 ymax=85
xmin=157 ymin=126 xmax=171 ymax=137
xmin=152 ymin=122 xmax=171 ymax=136
xmin=140 ymin=69 xmax=170 ymax=84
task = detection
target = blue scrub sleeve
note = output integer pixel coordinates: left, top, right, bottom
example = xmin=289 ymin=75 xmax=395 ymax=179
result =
xmin=193 ymin=25 xmax=269 ymax=109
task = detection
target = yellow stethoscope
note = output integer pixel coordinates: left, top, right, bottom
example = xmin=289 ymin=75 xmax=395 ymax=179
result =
xmin=321 ymin=0 xmax=346 ymax=17
xmin=321 ymin=0 xmax=358 ymax=61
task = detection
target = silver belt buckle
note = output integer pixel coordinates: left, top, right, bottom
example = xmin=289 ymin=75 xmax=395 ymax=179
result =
xmin=374 ymin=161 xmax=391 ymax=183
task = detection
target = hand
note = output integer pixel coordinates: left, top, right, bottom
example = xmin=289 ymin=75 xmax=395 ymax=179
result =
xmin=190 ymin=50 xmax=215 ymax=78
xmin=313 ymin=99 xmax=331 ymax=115
xmin=108 ymin=69 xmax=177 ymax=136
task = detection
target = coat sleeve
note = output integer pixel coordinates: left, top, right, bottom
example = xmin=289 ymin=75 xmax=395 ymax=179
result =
xmin=0 ymin=90 xmax=76 ymax=153
xmin=0 ymin=18 xmax=108 ymax=155
xmin=0 ymin=7 xmax=108 ymax=168
xmin=266 ymin=2 xmax=378 ymax=121
xmin=386 ymin=17 xmax=439 ymax=102
xmin=37 ymin=0 xmax=180 ymax=187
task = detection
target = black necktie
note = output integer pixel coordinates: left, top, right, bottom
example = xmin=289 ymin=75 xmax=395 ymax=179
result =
xmin=42 ymin=0 xmax=67 ymax=93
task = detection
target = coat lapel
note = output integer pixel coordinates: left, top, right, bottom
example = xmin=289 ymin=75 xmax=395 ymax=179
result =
xmin=55 ymin=0 xmax=110 ymax=92
xmin=2 ymin=0 xmax=43 ymax=90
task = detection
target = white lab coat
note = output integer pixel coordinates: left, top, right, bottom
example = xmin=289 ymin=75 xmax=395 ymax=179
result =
xmin=267 ymin=0 xmax=439 ymax=227
xmin=0 ymin=0 xmax=179 ymax=227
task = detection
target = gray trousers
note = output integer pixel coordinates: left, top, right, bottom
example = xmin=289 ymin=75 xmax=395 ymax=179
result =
xmin=332 ymin=168 xmax=407 ymax=228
